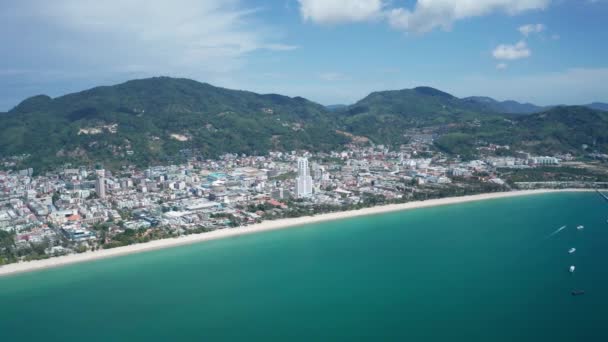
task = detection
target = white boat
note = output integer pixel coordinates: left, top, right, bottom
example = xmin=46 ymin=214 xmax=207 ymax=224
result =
xmin=569 ymin=265 xmax=576 ymax=273
xmin=577 ymin=225 xmax=584 ymax=230
xmin=568 ymin=248 xmax=576 ymax=254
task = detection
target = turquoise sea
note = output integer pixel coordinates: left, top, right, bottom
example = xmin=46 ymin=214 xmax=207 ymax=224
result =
xmin=1 ymin=192 xmax=607 ymax=341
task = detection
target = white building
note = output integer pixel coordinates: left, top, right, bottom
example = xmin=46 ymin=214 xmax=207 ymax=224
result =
xmin=295 ymin=157 xmax=313 ymax=198
xmin=529 ymin=156 xmax=560 ymax=166
xmin=95 ymin=176 xmax=106 ymax=199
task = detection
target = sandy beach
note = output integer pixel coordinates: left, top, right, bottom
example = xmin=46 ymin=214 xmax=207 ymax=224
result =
xmin=0 ymin=189 xmax=595 ymax=277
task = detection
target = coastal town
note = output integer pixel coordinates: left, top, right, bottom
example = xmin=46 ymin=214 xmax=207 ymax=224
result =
xmin=1 ymin=139 xmax=607 ymax=265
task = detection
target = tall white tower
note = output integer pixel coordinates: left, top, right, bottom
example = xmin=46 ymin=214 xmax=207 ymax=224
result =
xmin=96 ymin=176 xmax=106 ymax=199
xmin=295 ymin=157 xmax=313 ymax=198
xmin=298 ymin=158 xmax=309 ymax=177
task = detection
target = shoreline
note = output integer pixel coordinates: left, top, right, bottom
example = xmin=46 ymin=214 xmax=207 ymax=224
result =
xmin=0 ymin=189 xmax=595 ymax=278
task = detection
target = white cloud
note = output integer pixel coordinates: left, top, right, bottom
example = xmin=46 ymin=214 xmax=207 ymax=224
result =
xmin=496 ymin=63 xmax=508 ymax=70
xmin=387 ymin=0 xmax=551 ymax=33
xmin=387 ymin=9 xmax=410 ymax=30
xmin=263 ymin=44 xmax=300 ymax=51
xmin=1 ymin=0 xmax=294 ymax=78
xmin=298 ymin=0 xmax=384 ymax=24
xmin=297 ymin=0 xmax=552 ymax=33
xmin=519 ymin=23 xmax=545 ymax=36
xmin=492 ymin=41 xmax=531 ymax=60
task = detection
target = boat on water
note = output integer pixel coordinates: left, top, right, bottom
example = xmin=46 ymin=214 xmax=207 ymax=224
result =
xmin=571 ymin=290 xmax=585 ymax=296
xmin=577 ymin=225 xmax=584 ymax=230
xmin=569 ymin=265 xmax=576 ymax=273
xmin=568 ymin=248 xmax=576 ymax=254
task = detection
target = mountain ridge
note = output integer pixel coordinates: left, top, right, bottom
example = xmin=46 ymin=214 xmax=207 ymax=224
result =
xmin=586 ymin=102 xmax=608 ymax=112
xmin=0 ymin=77 xmax=348 ymax=171
xmin=2 ymin=77 xmax=607 ymax=171
xmin=8 ymin=82 xmax=606 ymax=117
xmin=461 ymin=96 xmax=544 ymax=114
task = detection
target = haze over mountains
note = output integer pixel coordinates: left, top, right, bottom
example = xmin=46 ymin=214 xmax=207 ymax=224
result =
xmin=331 ymin=92 xmax=607 ymax=115
xmin=1 ymin=77 xmax=607 ymax=171
xmin=461 ymin=97 xmax=608 ymax=115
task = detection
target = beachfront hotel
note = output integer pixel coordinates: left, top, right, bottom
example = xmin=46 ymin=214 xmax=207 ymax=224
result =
xmin=295 ymin=157 xmax=313 ymax=198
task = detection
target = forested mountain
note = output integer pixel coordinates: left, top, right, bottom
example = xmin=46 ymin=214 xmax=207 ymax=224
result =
xmin=325 ymin=104 xmax=348 ymax=111
xmin=586 ymin=102 xmax=608 ymax=112
xmin=336 ymin=86 xmax=507 ymax=144
xmin=461 ymin=96 xmax=544 ymax=114
xmin=1 ymin=78 xmax=607 ymax=171
xmin=513 ymin=106 xmax=608 ymax=153
xmin=435 ymin=106 xmax=608 ymax=158
xmin=0 ymin=77 xmax=348 ymax=170
xmin=343 ymin=86 xmax=479 ymax=118
xmin=459 ymin=97 xmax=608 ymax=115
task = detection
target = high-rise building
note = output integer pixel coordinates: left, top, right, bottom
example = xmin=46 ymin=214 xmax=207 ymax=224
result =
xmin=95 ymin=176 xmax=106 ymax=199
xmin=298 ymin=158 xmax=309 ymax=177
xmin=312 ymin=162 xmax=325 ymax=181
xmin=295 ymin=157 xmax=313 ymax=198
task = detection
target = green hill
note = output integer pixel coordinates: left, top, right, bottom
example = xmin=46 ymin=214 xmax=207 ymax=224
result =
xmin=337 ymin=86 xmax=501 ymax=144
xmin=1 ymin=79 xmax=607 ymax=171
xmin=336 ymin=87 xmax=608 ymax=154
xmin=0 ymin=77 xmax=347 ymax=170
xmin=461 ymin=96 xmax=544 ymax=114
xmin=513 ymin=106 xmax=608 ymax=154
xmin=436 ymin=106 xmax=608 ymax=157
xmin=343 ymin=86 xmax=472 ymax=119
xmin=586 ymin=102 xmax=608 ymax=112
xmin=325 ymin=104 xmax=348 ymax=112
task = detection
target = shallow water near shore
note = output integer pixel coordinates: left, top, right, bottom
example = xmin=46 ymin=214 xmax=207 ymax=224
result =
xmin=1 ymin=192 xmax=607 ymax=341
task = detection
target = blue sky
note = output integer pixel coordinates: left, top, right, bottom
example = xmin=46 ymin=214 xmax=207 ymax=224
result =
xmin=0 ymin=0 xmax=607 ymax=110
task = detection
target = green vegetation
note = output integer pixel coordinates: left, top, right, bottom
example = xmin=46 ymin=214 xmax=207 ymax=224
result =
xmin=500 ymin=166 xmax=608 ymax=183
xmin=269 ymin=171 xmax=296 ymax=181
xmin=461 ymin=96 xmax=543 ymax=115
xmin=209 ymin=213 xmax=241 ymax=227
xmin=2 ymin=79 xmax=608 ymax=171
xmin=512 ymin=106 xmax=608 ymax=154
xmin=337 ymin=86 xmax=504 ymax=145
xmin=451 ymin=106 xmax=608 ymax=155
xmin=0 ymin=230 xmax=16 ymax=265
xmin=102 ymin=228 xmax=167 ymax=249
xmin=336 ymin=88 xmax=608 ymax=156
xmin=0 ymin=77 xmax=348 ymax=172
xmin=434 ymin=133 xmax=476 ymax=159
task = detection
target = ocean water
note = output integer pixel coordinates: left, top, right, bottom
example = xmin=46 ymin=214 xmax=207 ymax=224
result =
xmin=1 ymin=192 xmax=607 ymax=341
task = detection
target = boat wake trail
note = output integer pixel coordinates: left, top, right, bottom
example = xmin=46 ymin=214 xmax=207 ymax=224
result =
xmin=547 ymin=225 xmax=567 ymax=238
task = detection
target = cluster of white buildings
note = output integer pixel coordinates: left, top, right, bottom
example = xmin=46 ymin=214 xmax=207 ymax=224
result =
xmin=1 ymin=138 xmax=573 ymax=260
xmin=484 ymin=155 xmax=560 ymax=168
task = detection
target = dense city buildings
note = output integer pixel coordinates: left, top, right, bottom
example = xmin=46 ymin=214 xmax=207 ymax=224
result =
xmin=1 ymin=139 xmax=605 ymax=265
